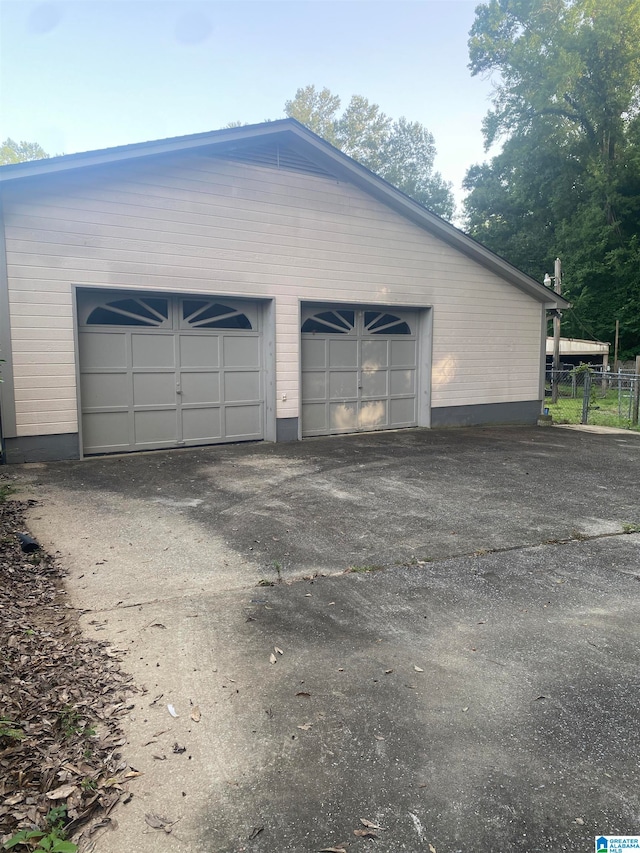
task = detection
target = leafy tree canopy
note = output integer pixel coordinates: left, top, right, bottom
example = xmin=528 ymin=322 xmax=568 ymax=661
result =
xmin=464 ymin=0 xmax=640 ymax=358
xmin=285 ymin=85 xmax=455 ymax=219
xmin=0 ymin=138 xmax=49 ymax=165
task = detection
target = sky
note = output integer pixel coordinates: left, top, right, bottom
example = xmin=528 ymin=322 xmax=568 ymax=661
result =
xmin=0 ymin=0 xmax=497 ymax=215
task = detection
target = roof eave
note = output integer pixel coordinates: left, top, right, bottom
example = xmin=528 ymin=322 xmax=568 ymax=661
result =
xmin=0 ymin=120 xmax=296 ymax=183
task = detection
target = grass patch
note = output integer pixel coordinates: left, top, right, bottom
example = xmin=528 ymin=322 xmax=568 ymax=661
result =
xmin=546 ymin=386 xmax=640 ymax=431
xmin=346 ymin=565 xmax=383 ymax=574
xmin=0 ymin=483 xmax=16 ymax=503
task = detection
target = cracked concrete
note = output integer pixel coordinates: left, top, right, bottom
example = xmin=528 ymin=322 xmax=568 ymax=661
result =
xmin=10 ymin=425 xmax=640 ymax=852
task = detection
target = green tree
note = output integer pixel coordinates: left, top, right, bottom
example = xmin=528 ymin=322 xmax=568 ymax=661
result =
xmin=464 ymin=0 xmax=640 ymax=356
xmin=285 ymin=85 xmax=454 ymax=219
xmin=0 ymin=137 xmax=49 ymax=164
xmin=285 ymin=85 xmax=341 ymax=146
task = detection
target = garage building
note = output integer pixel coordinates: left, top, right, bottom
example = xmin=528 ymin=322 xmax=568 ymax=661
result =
xmin=0 ymin=119 xmax=565 ymax=463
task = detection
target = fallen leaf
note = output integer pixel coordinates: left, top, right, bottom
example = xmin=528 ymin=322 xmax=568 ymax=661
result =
xmin=269 ymin=653 xmax=277 ymax=664
xmin=46 ymin=783 xmax=77 ymax=800
xmin=360 ymin=818 xmax=383 ymax=830
xmin=173 ymin=742 xmax=186 ymax=754
xmin=274 ymin=646 xmax=284 ymax=655
xmin=319 ymin=848 xmax=347 ymax=853
xmin=385 ymin=669 xmax=393 ymax=674
xmin=124 ymin=770 xmax=143 ymax=778
xmin=248 ymin=826 xmax=264 ymax=840
xmin=374 ymin=735 xmax=385 ymax=741
xmin=167 ymin=703 xmax=178 ymax=717
xmin=190 ymin=706 xmax=201 ymax=722
xmin=297 ymin=723 xmax=312 ymax=730
xmin=414 ymin=665 xmax=424 ymax=672
xmin=462 ymin=707 xmax=469 ymax=712
xmin=354 ymin=829 xmax=378 ymax=838
xmin=429 ymin=844 xmax=437 ymax=853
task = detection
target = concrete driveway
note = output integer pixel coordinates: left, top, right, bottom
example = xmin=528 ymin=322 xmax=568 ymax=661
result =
xmin=15 ymin=426 xmax=640 ymax=852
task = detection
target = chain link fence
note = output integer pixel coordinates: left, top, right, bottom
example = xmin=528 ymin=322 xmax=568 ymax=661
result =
xmin=545 ymin=367 xmax=640 ymax=430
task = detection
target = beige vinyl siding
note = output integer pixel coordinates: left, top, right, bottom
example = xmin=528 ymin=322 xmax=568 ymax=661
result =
xmin=3 ymin=153 xmax=541 ymax=437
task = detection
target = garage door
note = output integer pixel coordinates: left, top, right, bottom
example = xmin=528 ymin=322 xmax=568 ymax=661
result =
xmin=78 ymin=292 xmax=263 ymax=455
xmin=301 ymin=307 xmax=417 ymax=437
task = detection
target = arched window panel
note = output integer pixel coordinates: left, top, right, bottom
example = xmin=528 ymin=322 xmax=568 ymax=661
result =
xmin=364 ymin=311 xmax=411 ymax=335
xmin=302 ymin=310 xmax=355 ymax=334
xmin=182 ymin=300 xmax=252 ymax=330
xmin=86 ymin=297 xmax=169 ymax=326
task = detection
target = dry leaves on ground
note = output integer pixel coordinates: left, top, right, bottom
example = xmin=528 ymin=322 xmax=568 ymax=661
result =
xmin=0 ymin=491 xmax=137 ymax=849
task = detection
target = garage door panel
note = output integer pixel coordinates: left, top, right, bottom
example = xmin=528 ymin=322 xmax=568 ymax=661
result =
xmin=83 ymin=411 xmax=129 ymax=451
xmin=329 ymin=339 xmax=357 ymax=368
xmin=302 ymin=338 xmax=326 ymax=370
xmin=390 ymin=397 xmax=416 ymax=425
xmin=225 ymin=404 xmax=263 ymax=439
xmin=329 ymin=370 xmax=358 ymax=400
xmin=302 ymin=371 xmax=326 ymax=401
xmin=223 ymin=371 xmax=260 ymax=403
xmin=391 ymin=339 xmax=416 ymax=367
xmin=79 ymin=332 xmax=127 ymax=369
xmin=390 ymin=369 xmax=416 ymax=395
xmin=361 ymin=369 xmax=388 ymax=398
xmin=182 ymin=407 xmax=222 ymax=441
xmin=134 ymin=410 xmax=178 ymax=445
xmin=80 ymin=373 xmax=128 ymax=409
xmin=133 ymin=372 xmax=175 ymax=406
xmin=330 ymin=401 xmax=358 ymax=432
xmin=359 ymin=400 xmax=388 ymax=429
xmin=181 ymin=372 xmax=220 ymax=404
xmin=132 ymin=334 xmax=175 ymax=368
xmin=180 ymin=335 xmax=219 ymax=368
xmin=301 ymin=402 xmax=327 ymax=434
xmin=361 ymin=339 xmax=389 ymax=369
xmin=223 ymin=336 xmax=260 ymax=368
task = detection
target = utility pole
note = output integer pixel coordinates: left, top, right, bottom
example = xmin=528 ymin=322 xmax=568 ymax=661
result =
xmin=551 ymin=257 xmax=562 ymax=404
xmin=614 ymin=319 xmax=619 ymax=372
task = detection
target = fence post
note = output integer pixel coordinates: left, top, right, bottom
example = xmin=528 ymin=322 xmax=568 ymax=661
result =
xmin=632 ymin=356 xmax=640 ymax=426
xmin=581 ymin=370 xmax=591 ymax=424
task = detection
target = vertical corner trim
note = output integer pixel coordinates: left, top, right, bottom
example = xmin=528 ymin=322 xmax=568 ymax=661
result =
xmin=0 ymin=197 xmax=17 ymax=438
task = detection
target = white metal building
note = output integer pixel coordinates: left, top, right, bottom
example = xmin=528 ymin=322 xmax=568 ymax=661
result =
xmin=546 ymin=337 xmax=610 ymax=369
xmin=0 ymin=120 xmax=566 ymax=463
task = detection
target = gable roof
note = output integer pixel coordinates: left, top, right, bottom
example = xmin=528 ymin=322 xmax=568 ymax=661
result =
xmin=0 ymin=118 xmax=568 ymax=308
